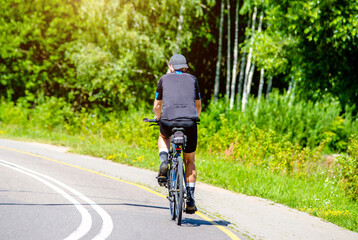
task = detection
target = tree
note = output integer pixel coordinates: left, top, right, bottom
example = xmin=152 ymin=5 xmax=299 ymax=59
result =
xmin=0 ymin=0 xmax=209 ymax=110
xmin=213 ymin=0 xmax=225 ymax=102
xmin=0 ymin=0 xmax=80 ymax=102
xmin=229 ymin=0 xmax=240 ymax=110
xmin=266 ymin=76 xmax=273 ymax=98
xmin=174 ymin=0 xmax=185 ymax=54
xmin=2 ymin=0 xmax=358 ymax=116
xmin=258 ymin=0 xmax=358 ymax=114
xmin=236 ymin=18 xmax=251 ymax=109
xmin=241 ymin=5 xmax=257 ymax=111
xmin=256 ymin=68 xmax=265 ymax=113
xmin=246 ymin=8 xmax=264 ymax=109
xmin=225 ymin=0 xmax=231 ymax=102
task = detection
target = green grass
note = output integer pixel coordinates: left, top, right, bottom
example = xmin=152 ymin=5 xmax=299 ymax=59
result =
xmin=1 ymin=124 xmax=357 ymax=232
xmin=198 ymin=153 xmax=357 ymax=230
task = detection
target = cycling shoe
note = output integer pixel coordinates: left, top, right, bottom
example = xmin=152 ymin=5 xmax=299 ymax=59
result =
xmin=185 ymin=199 xmax=197 ymax=214
xmin=158 ymin=160 xmax=168 ymax=177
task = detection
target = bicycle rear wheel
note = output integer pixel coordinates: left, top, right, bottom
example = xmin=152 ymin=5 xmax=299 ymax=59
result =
xmin=175 ymin=156 xmax=184 ymax=225
xmin=169 ymin=168 xmax=176 ymax=220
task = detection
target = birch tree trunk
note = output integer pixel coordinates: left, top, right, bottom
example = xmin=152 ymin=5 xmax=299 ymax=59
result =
xmin=241 ymin=6 xmax=257 ymax=111
xmin=174 ymin=1 xmax=185 ymax=54
xmin=266 ymin=76 xmax=273 ymax=99
xmin=287 ymin=77 xmax=296 ymax=106
xmin=236 ymin=17 xmax=251 ymax=109
xmin=229 ymin=0 xmax=239 ymax=110
xmin=287 ymin=77 xmax=294 ymax=96
xmin=225 ymin=0 xmax=231 ymax=103
xmin=244 ymin=9 xmax=264 ymax=109
xmin=236 ymin=52 xmax=246 ymax=108
xmin=246 ymin=63 xmax=255 ymax=96
xmin=290 ymin=79 xmax=296 ymax=104
xmin=214 ymin=0 xmax=225 ymax=102
xmin=257 ymin=68 xmax=265 ymax=104
xmin=255 ymin=68 xmax=265 ymax=114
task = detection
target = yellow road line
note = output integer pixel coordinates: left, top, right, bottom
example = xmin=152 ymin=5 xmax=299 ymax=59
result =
xmin=196 ymin=211 xmax=241 ymax=240
xmin=0 ymin=145 xmax=241 ymax=240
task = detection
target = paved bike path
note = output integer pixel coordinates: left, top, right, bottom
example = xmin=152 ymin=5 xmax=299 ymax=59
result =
xmin=1 ymin=138 xmax=357 ymax=240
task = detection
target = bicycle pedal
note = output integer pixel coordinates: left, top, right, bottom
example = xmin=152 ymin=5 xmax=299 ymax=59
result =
xmin=185 ymin=209 xmax=196 ymax=214
xmin=185 ymin=206 xmax=197 ymax=214
xmin=185 ymin=202 xmax=197 ymax=214
xmin=156 ymin=176 xmax=167 ymax=187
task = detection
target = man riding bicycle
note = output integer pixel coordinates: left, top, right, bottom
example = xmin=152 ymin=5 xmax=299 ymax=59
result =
xmin=153 ymin=54 xmax=202 ymax=213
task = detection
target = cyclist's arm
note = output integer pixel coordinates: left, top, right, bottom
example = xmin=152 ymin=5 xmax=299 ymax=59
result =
xmin=195 ymin=99 xmax=202 ymax=117
xmin=154 ymin=99 xmax=162 ymax=121
xmin=194 ymin=77 xmax=201 ymax=118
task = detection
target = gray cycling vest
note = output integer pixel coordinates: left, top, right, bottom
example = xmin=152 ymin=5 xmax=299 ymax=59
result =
xmin=159 ymin=72 xmax=199 ymax=121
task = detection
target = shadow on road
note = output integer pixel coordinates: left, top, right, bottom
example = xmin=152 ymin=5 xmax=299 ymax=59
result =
xmin=119 ymin=203 xmax=168 ymax=210
xmin=2 ymin=201 xmax=232 ymax=228
xmin=0 ymin=202 xmax=169 ymax=210
xmin=181 ymin=218 xmax=231 ymax=227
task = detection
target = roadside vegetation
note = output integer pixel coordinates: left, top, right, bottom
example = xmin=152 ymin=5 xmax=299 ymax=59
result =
xmin=1 ymin=95 xmax=357 ymax=231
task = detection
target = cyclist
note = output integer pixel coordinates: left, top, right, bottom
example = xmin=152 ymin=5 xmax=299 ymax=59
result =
xmin=153 ymin=54 xmax=202 ymax=213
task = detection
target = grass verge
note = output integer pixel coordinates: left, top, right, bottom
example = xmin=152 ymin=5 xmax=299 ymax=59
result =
xmin=0 ymin=124 xmax=357 ymax=232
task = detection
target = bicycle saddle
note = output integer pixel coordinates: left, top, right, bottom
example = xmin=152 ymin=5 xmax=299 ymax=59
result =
xmin=171 ymin=129 xmax=186 ymax=145
xmin=172 ymin=127 xmax=185 ymax=133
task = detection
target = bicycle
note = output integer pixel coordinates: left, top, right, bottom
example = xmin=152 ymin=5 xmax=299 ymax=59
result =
xmin=143 ymin=118 xmax=188 ymax=225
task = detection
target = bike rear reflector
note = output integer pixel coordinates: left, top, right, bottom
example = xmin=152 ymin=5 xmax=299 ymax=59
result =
xmin=174 ymin=137 xmax=184 ymax=144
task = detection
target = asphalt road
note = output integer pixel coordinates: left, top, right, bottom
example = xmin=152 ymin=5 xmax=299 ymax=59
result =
xmin=0 ymin=140 xmax=242 ymax=240
xmin=2 ymin=138 xmax=358 ymax=240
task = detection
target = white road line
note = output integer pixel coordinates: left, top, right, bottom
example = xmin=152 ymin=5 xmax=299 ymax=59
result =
xmin=0 ymin=159 xmax=114 ymax=239
xmin=0 ymin=159 xmax=92 ymax=240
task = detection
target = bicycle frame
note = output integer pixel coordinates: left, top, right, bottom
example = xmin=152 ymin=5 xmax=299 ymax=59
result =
xmin=169 ymin=141 xmax=187 ymax=198
xmin=143 ymin=118 xmax=189 ymax=225
xmin=167 ymin=129 xmax=187 ymax=225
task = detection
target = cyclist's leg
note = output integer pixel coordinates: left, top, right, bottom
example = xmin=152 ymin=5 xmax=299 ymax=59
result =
xmin=157 ymin=124 xmax=171 ymax=181
xmin=183 ymin=123 xmax=198 ymax=213
xmin=158 ymin=121 xmax=171 ymax=151
xmin=183 ymin=152 xmax=197 ymax=213
xmin=183 ymin=152 xmax=196 ymax=183
xmin=158 ymin=133 xmax=170 ymax=161
xmin=183 ymin=123 xmax=197 ymax=182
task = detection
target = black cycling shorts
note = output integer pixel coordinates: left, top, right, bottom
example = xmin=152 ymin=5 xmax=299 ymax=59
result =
xmin=159 ymin=120 xmax=197 ymax=153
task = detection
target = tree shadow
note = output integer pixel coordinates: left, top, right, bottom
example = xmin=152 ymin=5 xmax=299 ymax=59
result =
xmin=119 ymin=203 xmax=169 ymax=210
xmin=0 ymin=202 xmax=169 ymax=210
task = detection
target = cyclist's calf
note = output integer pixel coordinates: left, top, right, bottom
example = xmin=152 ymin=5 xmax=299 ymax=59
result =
xmin=183 ymin=152 xmax=196 ymax=183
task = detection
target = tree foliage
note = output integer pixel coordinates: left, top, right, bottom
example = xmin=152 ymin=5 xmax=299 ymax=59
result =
xmin=1 ymin=0 xmax=357 ymax=114
xmin=0 ymin=0 xmax=207 ymax=110
xmin=255 ymin=0 xmax=358 ymax=112
xmin=0 ymin=0 xmax=79 ymax=102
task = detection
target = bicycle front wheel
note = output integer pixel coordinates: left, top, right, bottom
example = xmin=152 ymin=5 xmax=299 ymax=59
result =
xmin=175 ymin=156 xmax=184 ymax=225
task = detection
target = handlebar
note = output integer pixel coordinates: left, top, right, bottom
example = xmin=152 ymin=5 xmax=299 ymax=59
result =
xmin=143 ymin=118 xmax=200 ymax=124
xmin=143 ymin=118 xmax=158 ymax=123
xmin=143 ymin=118 xmax=159 ymax=127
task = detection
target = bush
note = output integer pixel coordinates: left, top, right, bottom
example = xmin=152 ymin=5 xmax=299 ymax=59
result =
xmin=199 ymin=92 xmax=357 ymax=153
xmin=31 ymin=97 xmax=75 ymax=130
xmin=0 ymin=100 xmax=29 ymax=126
xmin=336 ymin=136 xmax=358 ymax=200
